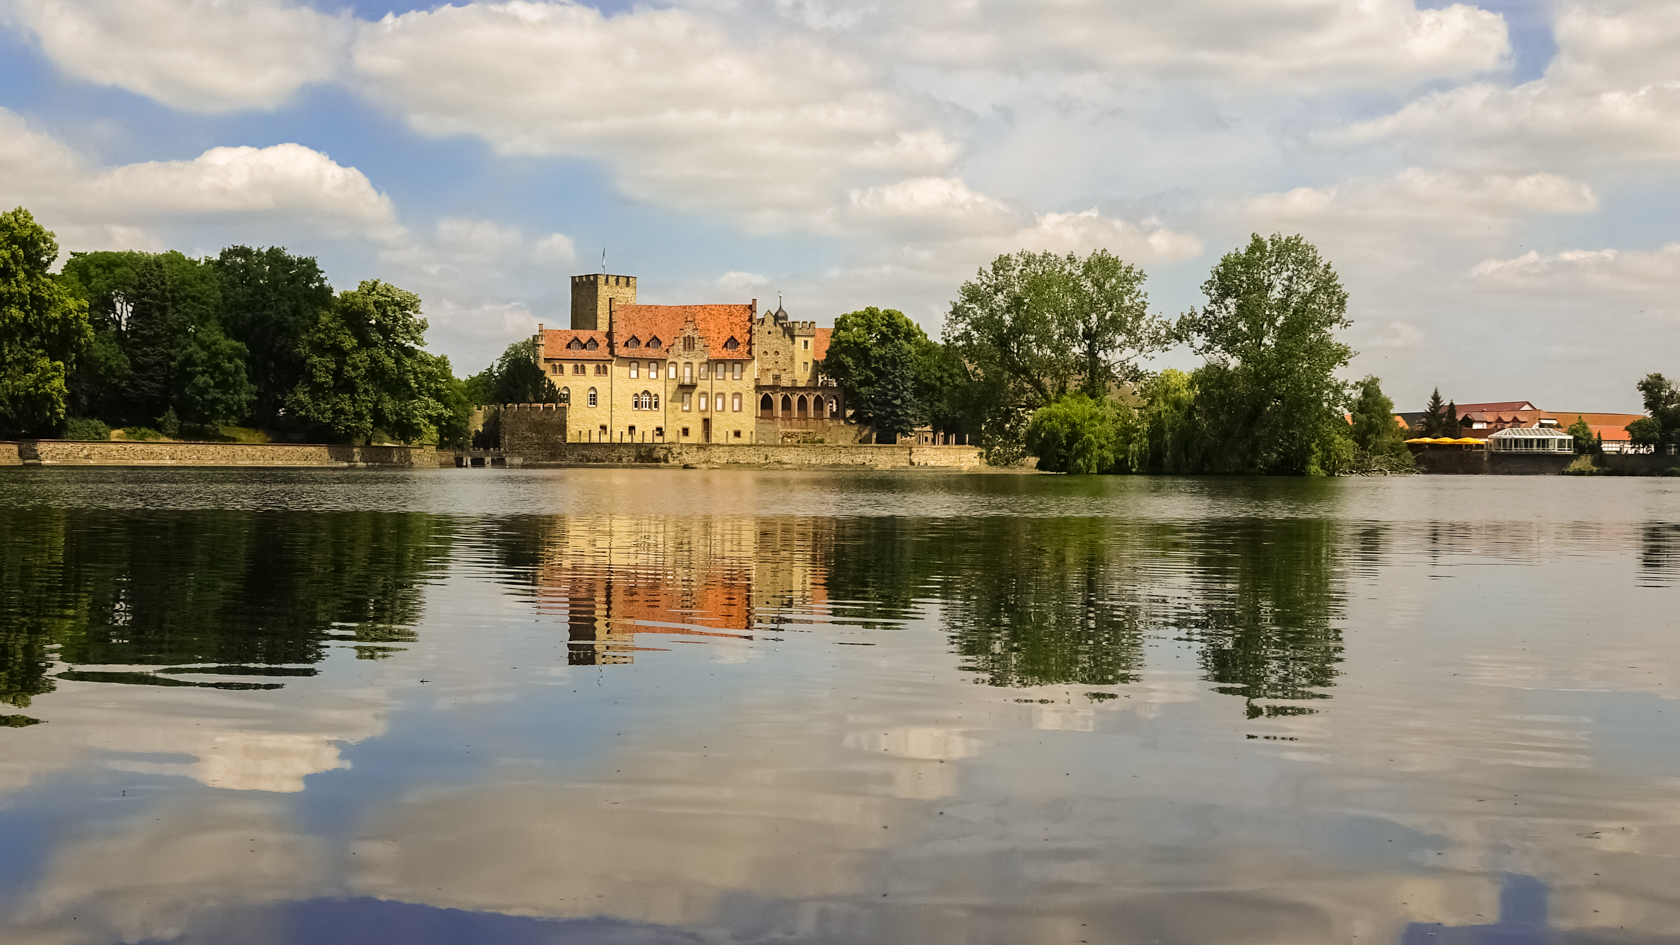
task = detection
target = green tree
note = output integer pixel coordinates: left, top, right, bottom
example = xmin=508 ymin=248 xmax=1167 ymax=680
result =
xmin=1629 ymin=373 xmax=1680 ymax=451
xmin=0 ymin=208 xmax=92 ymax=436
xmin=214 ymin=246 xmax=335 ymax=428
xmin=1420 ymin=388 xmax=1447 ymax=437
xmin=819 ymin=306 xmax=931 ymax=441
xmin=175 ymin=329 xmax=256 ymax=424
xmin=945 ymin=249 xmax=1168 ymax=459
xmin=1443 ymin=400 xmax=1461 ymax=438
xmin=488 ymin=338 xmax=559 ymax=405
xmin=1566 ymin=415 xmax=1601 ymax=454
xmin=1349 ymin=376 xmax=1406 ymax=457
xmin=58 ymin=250 xmax=143 ymax=421
xmin=287 ymin=280 xmax=450 ymax=443
xmin=1176 ymin=233 xmax=1353 ymax=476
xmin=433 ymin=359 xmax=475 ymax=449
xmin=1025 ymin=393 xmax=1123 ymax=474
xmin=1121 ymin=368 xmax=1200 ymax=474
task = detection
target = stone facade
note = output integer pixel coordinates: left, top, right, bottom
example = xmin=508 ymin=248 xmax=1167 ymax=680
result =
xmin=752 ymin=302 xmax=849 ymax=443
xmin=498 ymin=442 xmax=983 ymax=468
xmin=499 ymin=403 xmax=569 ymax=453
xmin=568 ymin=273 xmax=637 ymax=332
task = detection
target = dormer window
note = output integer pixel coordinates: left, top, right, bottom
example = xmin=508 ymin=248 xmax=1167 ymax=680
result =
xmin=625 ymin=336 xmax=641 ymax=349
xmin=723 ymin=337 xmax=740 ymax=351
xmin=585 ymin=338 xmax=599 ymax=350
xmin=567 ymin=337 xmax=584 ymax=350
xmin=647 ymin=337 xmax=662 ymax=350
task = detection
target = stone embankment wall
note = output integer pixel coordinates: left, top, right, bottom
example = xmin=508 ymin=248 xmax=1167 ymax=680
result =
xmin=499 ymin=403 xmax=568 ymax=453
xmin=5 ymin=440 xmax=436 ymax=467
xmin=0 ymin=442 xmax=20 ymax=466
xmin=1413 ymin=449 xmax=1680 ymax=475
xmin=505 ymin=442 xmax=984 ymax=468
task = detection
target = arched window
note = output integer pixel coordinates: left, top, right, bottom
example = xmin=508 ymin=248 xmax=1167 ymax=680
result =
xmin=630 ymin=361 xmax=639 ymax=379
xmin=587 ymin=387 xmax=598 ymax=407
xmin=559 ymin=387 xmax=570 ymax=404
xmin=826 ymin=397 xmax=837 ymax=418
xmin=684 ymin=335 xmax=695 ymax=351
xmin=716 ymin=394 xmax=726 ymax=412
xmin=781 ymin=394 xmax=793 ymax=414
xmin=760 ymin=394 xmax=773 ymax=417
xmin=652 ymin=393 xmax=660 ymax=410
xmin=732 ymin=393 xmax=741 ymax=412
xmin=797 ymin=395 xmax=809 ymax=419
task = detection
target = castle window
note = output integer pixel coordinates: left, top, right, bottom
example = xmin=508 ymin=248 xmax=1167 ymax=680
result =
xmin=732 ymin=362 xmax=742 ymax=380
xmin=648 ymin=361 xmax=658 ymax=378
xmin=684 ymin=335 xmax=695 ymax=352
xmin=716 ymin=394 xmax=726 ymax=412
xmin=567 ymin=337 xmax=584 ymax=350
xmin=573 ymin=363 xmax=585 ymax=375
xmin=668 ymin=361 xmax=677 ymax=378
xmin=724 ymin=337 xmax=740 ymax=350
xmin=652 ymin=393 xmax=660 ymax=410
xmin=625 ymin=337 xmax=641 ymax=349
xmin=682 ymin=392 xmax=692 ymax=411
xmin=802 ymin=339 xmax=810 ymax=350
xmin=587 ymin=387 xmax=598 ymax=407
xmin=630 ymin=362 xmax=639 ymax=379
xmin=802 ymin=361 xmax=809 ymax=373
xmin=595 ymin=364 xmax=607 ymax=376
xmin=559 ymin=387 xmax=570 ymax=404
xmin=585 ymin=338 xmax=598 ymax=350
xmin=683 ymin=362 xmax=693 ymax=383
xmin=648 ymin=337 xmax=662 ymax=350
xmin=732 ymin=393 xmax=741 ymax=412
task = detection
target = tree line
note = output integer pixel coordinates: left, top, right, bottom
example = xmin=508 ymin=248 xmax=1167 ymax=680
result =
xmin=821 ymin=233 xmax=1411 ymax=475
xmin=0 ymin=207 xmax=477 ymax=444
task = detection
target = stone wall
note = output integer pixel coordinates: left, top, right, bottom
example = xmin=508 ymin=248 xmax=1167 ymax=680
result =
xmin=11 ymin=440 xmax=437 ymax=467
xmin=0 ymin=442 xmax=20 ymax=466
xmin=499 ymin=403 xmax=568 ymax=453
xmin=1411 ymin=448 xmax=1680 ymax=475
xmin=504 ymin=442 xmax=984 ymax=469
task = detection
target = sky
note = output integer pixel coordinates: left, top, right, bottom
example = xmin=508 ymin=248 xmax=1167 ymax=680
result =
xmin=1 ymin=0 xmax=1677 ymax=412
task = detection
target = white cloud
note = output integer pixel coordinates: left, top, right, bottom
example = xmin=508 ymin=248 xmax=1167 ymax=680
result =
xmin=533 ymin=232 xmax=577 ymax=266
xmin=715 ymin=270 xmax=768 ymax=291
xmin=1244 ymin=168 xmax=1597 ymax=239
xmin=1470 ymin=244 xmax=1680 ymax=301
xmin=1337 ymin=2 xmax=1680 ymax=169
xmin=350 ymin=1 xmax=957 ymax=223
xmin=736 ymin=0 xmax=1508 ymax=87
xmin=3 ymin=0 xmax=351 ymax=112
xmin=0 ymin=108 xmax=398 ymax=254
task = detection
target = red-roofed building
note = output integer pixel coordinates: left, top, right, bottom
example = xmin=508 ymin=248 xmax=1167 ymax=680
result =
xmin=531 ymin=275 xmax=852 ymax=444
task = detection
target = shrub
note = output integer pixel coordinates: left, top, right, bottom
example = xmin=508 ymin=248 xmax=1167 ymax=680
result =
xmin=121 ymin=427 xmax=163 ymax=441
xmin=1563 ymin=455 xmax=1602 ymax=476
xmin=157 ymin=408 xmax=181 ymax=439
xmin=62 ymin=417 xmax=111 ymax=441
xmin=1025 ymin=394 xmax=1123 ymax=474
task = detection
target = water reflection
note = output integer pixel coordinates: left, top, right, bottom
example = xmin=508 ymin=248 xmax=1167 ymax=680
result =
xmin=0 ymin=508 xmax=450 ymax=708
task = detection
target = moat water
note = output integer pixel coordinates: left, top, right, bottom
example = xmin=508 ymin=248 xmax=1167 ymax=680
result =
xmin=1 ymin=468 xmax=1677 ymax=945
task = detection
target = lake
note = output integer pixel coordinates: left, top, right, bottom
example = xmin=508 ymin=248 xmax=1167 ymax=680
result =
xmin=1 ymin=468 xmax=1677 ymax=945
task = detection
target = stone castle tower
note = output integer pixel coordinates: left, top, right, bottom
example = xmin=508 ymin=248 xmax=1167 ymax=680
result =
xmin=570 ymin=273 xmax=637 ymax=331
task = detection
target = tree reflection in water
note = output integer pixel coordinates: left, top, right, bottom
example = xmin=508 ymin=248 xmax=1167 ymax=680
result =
xmin=0 ymin=507 xmax=451 ymax=709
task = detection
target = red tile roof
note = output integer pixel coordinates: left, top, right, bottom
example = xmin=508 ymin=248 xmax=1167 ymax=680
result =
xmin=539 ymin=328 xmax=612 ymax=361
xmin=812 ymin=327 xmax=832 ymax=363
xmin=1552 ymin=412 xmax=1644 ymax=442
xmin=613 ymin=304 xmax=754 ymax=360
xmin=1455 ymin=401 xmax=1539 ymax=413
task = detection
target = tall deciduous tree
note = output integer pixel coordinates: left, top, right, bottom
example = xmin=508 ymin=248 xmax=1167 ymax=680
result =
xmin=1349 ymin=376 xmax=1406 ymax=458
xmin=819 ymin=306 xmax=932 ymax=441
xmin=488 ymin=338 xmax=559 ymax=405
xmin=287 ymin=280 xmax=450 ymax=443
xmin=1628 ymin=373 xmax=1680 ymax=451
xmin=0 ymin=208 xmax=91 ymax=436
xmin=214 ymin=246 xmax=334 ymax=428
xmin=945 ymin=250 xmax=1167 ymax=457
xmin=1177 ymin=233 xmax=1353 ymax=476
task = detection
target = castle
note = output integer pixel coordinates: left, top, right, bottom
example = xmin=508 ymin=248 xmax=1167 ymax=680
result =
xmin=535 ymin=273 xmax=851 ymax=444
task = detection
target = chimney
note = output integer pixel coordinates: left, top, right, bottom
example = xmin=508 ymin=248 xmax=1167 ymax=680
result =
xmin=751 ymin=298 xmax=757 ymax=315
